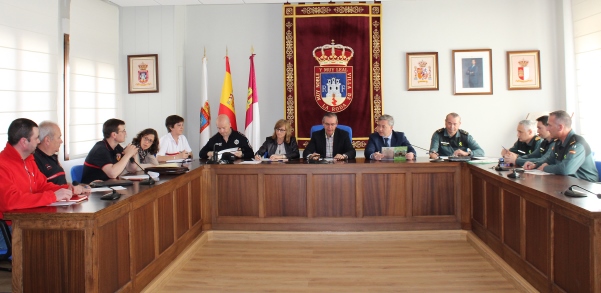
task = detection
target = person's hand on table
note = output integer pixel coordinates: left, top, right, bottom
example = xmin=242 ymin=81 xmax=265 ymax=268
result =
xmin=405 ymin=152 xmax=415 ymax=160
xmin=55 ymin=189 xmax=73 ymax=201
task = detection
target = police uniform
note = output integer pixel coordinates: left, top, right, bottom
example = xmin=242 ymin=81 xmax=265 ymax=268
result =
xmin=537 ymin=130 xmax=598 ymax=182
xmin=509 ymin=136 xmax=542 ymax=156
xmin=81 ymin=139 xmax=124 ymax=183
xmin=515 ymin=138 xmax=555 ymax=167
xmin=33 ymin=148 xmax=67 ymax=185
xmin=429 ymin=128 xmax=484 ymax=157
xmin=199 ymin=129 xmax=254 ymax=160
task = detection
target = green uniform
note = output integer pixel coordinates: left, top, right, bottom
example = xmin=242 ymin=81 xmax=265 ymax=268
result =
xmin=429 ymin=128 xmax=484 ymax=157
xmin=515 ymin=139 xmax=555 ymax=167
xmin=537 ymin=130 xmax=598 ymax=182
xmin=509 ymin=136 xmax=542 ymax=156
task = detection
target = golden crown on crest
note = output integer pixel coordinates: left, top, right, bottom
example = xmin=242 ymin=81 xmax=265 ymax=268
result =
xmin=313 ymin=40 xmax=354 ymax=66
xmin=418 ymin=60 xmax=428 ymax=67
xmin=138 ymin=62 xmax=148 ymax=70
xmin=518 ymin=59 xmax=529 ymax=67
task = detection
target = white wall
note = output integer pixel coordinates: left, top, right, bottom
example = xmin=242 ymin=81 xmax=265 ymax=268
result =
xmin=178 ymin=0 xmax=565 ymax=158
xmin=120 ymin=5 xmax=187 ymax=143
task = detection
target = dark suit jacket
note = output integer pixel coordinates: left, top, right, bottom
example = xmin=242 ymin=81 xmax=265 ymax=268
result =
xmin=255 ymin=137 xmax=300 ymax=160
xmin=364 ymin=131 xmax=416 ymax=159
xmin=303 ymin=128 xmax=356 ymax=159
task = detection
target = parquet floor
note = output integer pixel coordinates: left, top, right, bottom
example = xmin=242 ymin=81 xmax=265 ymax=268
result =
xmin=144 ymin=231 xmax=536 ymax=293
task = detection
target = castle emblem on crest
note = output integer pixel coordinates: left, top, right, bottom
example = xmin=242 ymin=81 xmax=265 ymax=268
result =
xmin=313 ymin=40 xmax=354 ymax=113
xmin=517 ymin=59 xmax=530 ymax=81
xmin=413 ymin=60 xmax=431 ymax=83
xmin=138 ymin=62 xmax=149 ymax=85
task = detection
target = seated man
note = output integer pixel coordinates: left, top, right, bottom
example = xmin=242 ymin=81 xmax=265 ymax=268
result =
xmin=303 ymin=113 xmax=356 ymax=160
xmin=429 ymin=112 xmax=484 ymax=158
xmin=81 ymin=119 xmax=138 ymax=183
xmin=0 ymin=119 xmax=88 ymax=219
xmin=505 ymin=115 xmax=555 ymax=167
xmin=365 ymin=114 xmax=416 ymax=160
xmin=524 ymin=110 xmax=598 ymax=182
xmin=199 ymin=114 xmax=254 ymax=160
xmin=501 ymin=119 xmax=541 ymax=157
xmin=34 ymin=121 xmax=67 ymax=185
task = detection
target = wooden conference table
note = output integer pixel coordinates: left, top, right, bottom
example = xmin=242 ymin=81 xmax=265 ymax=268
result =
xmin=5 ymin=158 xmax=601 ymax=292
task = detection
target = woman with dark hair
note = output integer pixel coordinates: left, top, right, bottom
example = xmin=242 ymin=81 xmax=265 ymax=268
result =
xmin=157 ymin=115 xmax=192 ymax=161
xmin=254 ymin=119 xmax=299 ymax=160
xmin=126 ymin=128 xmax=160 ymax=172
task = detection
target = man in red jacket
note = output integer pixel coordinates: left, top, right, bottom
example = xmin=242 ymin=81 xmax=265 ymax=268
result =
xmin=0 ymin=118 xmax=88 ymax=219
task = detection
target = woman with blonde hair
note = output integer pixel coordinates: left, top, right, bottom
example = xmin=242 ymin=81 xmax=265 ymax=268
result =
xmin=254 ymin=119 xmax=299 ymax=160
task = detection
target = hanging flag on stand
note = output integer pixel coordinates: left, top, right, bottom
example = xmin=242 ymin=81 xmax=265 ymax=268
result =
xmin=200 ymin=52 xmax=211 ymax=147
xmin=245 ymin=52 xmax=260 ymax=148
xmin=218 ymin=52 xmax=237 ymax=130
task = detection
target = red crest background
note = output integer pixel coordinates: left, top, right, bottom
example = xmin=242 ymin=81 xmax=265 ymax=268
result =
xmin=283 ymin=3 xmax=382 ymax=149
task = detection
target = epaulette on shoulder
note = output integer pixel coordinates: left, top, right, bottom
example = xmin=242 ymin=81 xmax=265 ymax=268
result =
xmin=459 ymin=129 xmax=469 ymax=135
xmin=535 ymin=136 xmax=541 ymax=141
xmin=235 ymin=130 xmax=247 ymax=137
xmin=436 ymin=128 xmax=444 ymax=133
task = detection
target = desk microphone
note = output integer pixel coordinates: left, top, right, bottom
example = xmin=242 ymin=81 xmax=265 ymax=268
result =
xmin=129 ymin=157 xmax=155 ymax=185
xmin=413 ymin=144 xmax=443 ymax=162
xmin=507 ymin=169 xmax=520 ymax=179
xmin=563 ymin=184 xmax=601 ymax=198
xmin=100 ymin=186 xmax=121 ymax=200
xmin=207 ymin=143 xmax=222 ymax=164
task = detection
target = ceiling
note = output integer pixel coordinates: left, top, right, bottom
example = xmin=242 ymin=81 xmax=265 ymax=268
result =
xmin=107 ymin=0 xmax=383 ymax=7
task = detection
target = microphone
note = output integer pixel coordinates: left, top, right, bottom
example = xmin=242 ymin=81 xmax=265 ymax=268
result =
xmin=563 ymin=184 xmax=601 ymax=198
xmin=207 ymin=143 xmax=222 ymax=164
xmin=100 ymin=186 xmax=121 ymax=200
xmin=507 ymin=168 xmax=520 ymax=179
xmin=129 ymin=157 xmax=155 ymax=185
xmin=412 ymin=144 xmax=443 ymax=162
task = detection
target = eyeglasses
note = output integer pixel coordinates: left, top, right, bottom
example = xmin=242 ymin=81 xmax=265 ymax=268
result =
xmin=275 ymin=128 xmax=286 ymax=132
xmin=118 ymin=129 xmax=127 ymax=133
xmin=143 ymin=137 xmax=154 ymax=143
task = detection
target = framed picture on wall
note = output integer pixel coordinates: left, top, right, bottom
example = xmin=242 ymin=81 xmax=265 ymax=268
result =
xmin=127 ymin=54 xmax=159 ymax=93
xmin=452 ymin=49 xmax=492 ymax=95
xmin=507 ymin=50 xmax=541 ymax=90
xmin=406 ymin=52 xmax=439 ymax=91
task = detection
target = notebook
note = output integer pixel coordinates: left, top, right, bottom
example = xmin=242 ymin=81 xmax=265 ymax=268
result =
xmin=447 ymin=156 xmax=472 ymax=162
xmin=89 ymin=179 xmax=134 ymax=188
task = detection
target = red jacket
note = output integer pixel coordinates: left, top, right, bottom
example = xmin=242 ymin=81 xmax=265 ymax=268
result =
xmin=0 ymin=142 xmax=65 ymax=219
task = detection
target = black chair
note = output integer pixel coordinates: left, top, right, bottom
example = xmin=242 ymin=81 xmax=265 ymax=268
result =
xmin=0 ymin=220 xmax=11 ymax=272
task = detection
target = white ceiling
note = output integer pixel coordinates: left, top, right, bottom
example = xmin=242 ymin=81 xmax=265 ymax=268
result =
xmin=107 ymin=0 xmax=384 ymax=7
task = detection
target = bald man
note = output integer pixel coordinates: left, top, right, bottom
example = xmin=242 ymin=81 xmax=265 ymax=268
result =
xmin=199 ymin=114 xmax=254 ymax=160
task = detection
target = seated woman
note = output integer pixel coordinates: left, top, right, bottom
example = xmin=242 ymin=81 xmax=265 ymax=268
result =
xmin=126 ymin=128 xmax=160 ymax=173
xmin=254 ymin=119 xmax=300 ymax=160
xmin=157 ymin=115 xmax=193 ymax=161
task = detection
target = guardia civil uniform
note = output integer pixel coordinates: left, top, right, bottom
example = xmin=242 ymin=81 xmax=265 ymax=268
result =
xmin=536 ymin=130 xmax=598 ymax=182
xmin=429 ymin=128 xmax=484 ymax=157
xmin=515 ymin=138 xmax=555 ymax=167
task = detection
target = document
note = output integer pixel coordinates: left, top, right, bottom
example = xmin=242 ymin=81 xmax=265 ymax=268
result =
xmin=166 ymin=158 xmax=192 ymax=163
xmin=48 ymin=194 xmax=88 ymax=206
xmin=91 ymin=186 xmax=127 ymax=192
xmin=524 ymin=169 xmax=553 ymax=175
xmin=238 ymin=160 xmax=262 ymax=164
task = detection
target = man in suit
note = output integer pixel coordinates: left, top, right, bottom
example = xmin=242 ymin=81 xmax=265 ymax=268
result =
xmin=303 ymin=113 xmax=356 ymax=160
xmin=466 ymin=59 xmax=479 ymax=88
xmin=365 ymin=114 xmax=416 ymax=160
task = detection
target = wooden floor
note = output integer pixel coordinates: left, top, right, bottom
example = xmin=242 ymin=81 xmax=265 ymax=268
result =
xmin=144 ymin=231 xmax=536 ymax=293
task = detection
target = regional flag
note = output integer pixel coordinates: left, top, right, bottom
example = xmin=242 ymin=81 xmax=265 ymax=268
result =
xmin=218 ymin=56 xmax=237 ymax=130
xmin=245 ymin=54 xmax=260 ymax=149
xmin=200 ymin=55 xmax=211 ymax=146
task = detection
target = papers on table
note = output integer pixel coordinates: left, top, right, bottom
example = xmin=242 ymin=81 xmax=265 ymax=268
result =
xmin=469 ymin=157 xmax=499 ymax=164
xmin=216 ymin=148 xmax=238 ymax=160
xmin=166 ymin=158 xmax=193 ymax=163
xmin=524 ymin=169 xmax=553 ymax=175
xmin=91 ymin=186 xmax=127 ymax=192
xmin=153 ymin=163 xmax=181 ymax=168
xmin=48 ymin=195 xmax=88 ymax=206
xmin=238 ymin=160 xmax=262 ymax=164
xmin=121 ymin=175 xmax=150 ymax=180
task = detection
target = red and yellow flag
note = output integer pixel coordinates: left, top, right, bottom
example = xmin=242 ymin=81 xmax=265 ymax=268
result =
xmin=218 ymin=56 xmax=237 ymax=130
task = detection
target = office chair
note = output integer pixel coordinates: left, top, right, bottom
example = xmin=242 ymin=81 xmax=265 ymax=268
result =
xmin=71 ymin=165 xmax=84 ymax=183
xmin=0 ymin=220 xmax=11 ymax=272
xmin=310 ymin=125 xmax=352 ymax=142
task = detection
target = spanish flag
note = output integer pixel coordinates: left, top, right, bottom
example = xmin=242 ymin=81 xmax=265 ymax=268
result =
xmin=218 ymin=56 xmax=237 ymax=130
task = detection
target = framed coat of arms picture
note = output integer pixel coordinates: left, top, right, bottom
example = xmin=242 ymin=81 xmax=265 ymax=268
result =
xmin=127 ymin=54 xmax=159 ymax=94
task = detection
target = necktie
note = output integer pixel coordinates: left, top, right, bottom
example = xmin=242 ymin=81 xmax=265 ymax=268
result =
xmin=384 ymin=137 xmax=389 ymax=147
